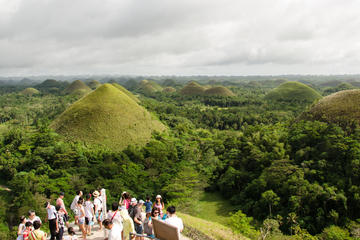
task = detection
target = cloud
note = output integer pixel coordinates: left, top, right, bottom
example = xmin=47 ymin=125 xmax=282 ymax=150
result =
xmin=0 ymin=0 xmax=360 ymax=76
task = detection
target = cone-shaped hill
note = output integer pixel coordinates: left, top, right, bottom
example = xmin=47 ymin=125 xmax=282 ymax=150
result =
xmin=50 ymin=84 xmax=166 ymax=150
xmin=204 ymin=86 xmax=235 ymax=97
xmin=163 ymin=87 xmax=176 ymax=93
xmin=112 ymin=83 xmax=140 ymax=103
xmin=64 ymin=80 xmax=92 ymax=95
xmin=265 ymin=81 xmax=321 ymax=103
xmin=87 ymin=80 xmax=101 ymax=89
xmin=20 ymin=88 xmax=40 ymax=96
xmin=300 ymin=89 xmax=360 ymax=127
xmin=180 ymin=82 xmax=206 ymax=96
xmin=137 ymin=80 xmax=163 ymax=94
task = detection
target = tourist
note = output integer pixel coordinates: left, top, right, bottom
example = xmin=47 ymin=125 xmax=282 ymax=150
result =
xmin=132 ymin=199 xmax=144 ymax=240
xmin=164 ymin=206 xmax=183 ymax=233
xmin=84 ymin=194 xmax=94 ymax=236
xmin=144 ymin=197 xmax=152 ymax=214
xmin=77 ymin=199 xmax=87 ymax=240
xmin=17 ymin=215 xmax=26 ymax=240
xmin=93 ymin=190 xmax=103 ymax=230
xmin=154 ymin=195 xmax=164 ymax=217
xmin=28 ymin=220 xmax=47 ymax=240
xmin=63 ymin=227 xmax=78 ymax=240
xmin=128 ymin=198 xmax=137 ymax=218
xmin=45 ymin=201 xmax=58 ymax=240
xmin=22 ymin=222 xmax=33 ymax=240
xmin=143 ymin=212 xmax=153 ymax=238
xmin=119 ymin=206 xmax=135 ymax=240
xmin=107 ymin=202 xmax=122 ymax=225
xmin=55 ymin=205 xmax=65 ymax=240
xmin=27 ymin=210 xmax=42 ymax=225
xmin=119 ymin=192 xmax=131 ymax=209
xmin=70 ymin=191 xmax=83 ymax=224
xmin=56 ymin=192 xmax=69 ymax=228
xmin=103 ymin=219 xmax=122 ymax=240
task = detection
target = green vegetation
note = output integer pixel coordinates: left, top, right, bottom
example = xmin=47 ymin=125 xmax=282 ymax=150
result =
xmin=51 ymin=84 xmax=165 ymax=150
xmin=163 ymin=86 xmax=177 ymax=93
xmin=112 ymin=83 xmax=140 ymax=103
xmin=87 ymin=80 xmax=101 ymax=89
xmin=20 ymin=88 xmax=40 ymax=96
xmin=63 ymin=80 xmax=92 ymax=95
xmin=180 ymin=81 xmax=206 ymax=95
xmin=204 ymin=86 xmax=235 ymax=97
xmin=265 ymin=81 xmax=322 ymax=104
xmin=137 ymin=79 xmax=163 ymax=94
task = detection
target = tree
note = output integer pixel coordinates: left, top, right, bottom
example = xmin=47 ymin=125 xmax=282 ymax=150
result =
xmin=261 ymin=190 xmax=280 ymax=217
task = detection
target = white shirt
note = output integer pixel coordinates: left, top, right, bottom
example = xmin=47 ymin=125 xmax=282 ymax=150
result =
xmin=94 ymin=198 xmax=102 ymax=211
xmin=165 ymin=216 xmax=184 ymax=233
xmin=84 ymin=201 xmax=94 ymax=218
xmin=47 ymin=205 xmax=57 ymax=220
xmin=63 ymin=235 xmax=78 ymax=240
xmin=70 ymin=195 xmax=80 ymax=210
xmin=107 ymin=210 xmax=123 ymax=230
xmin=27 ymin=216 xmax=42 ymax=224
xmin=108 ymin=223 xmax=122 ymax=240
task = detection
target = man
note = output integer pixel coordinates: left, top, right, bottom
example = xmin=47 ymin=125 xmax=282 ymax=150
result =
xmin=144 ymin=197 xmax=152 ymax=214
xmin=70 ymin=190 xmax=83 ymax=224
xmin=27 ymin=210 xmax=42 ymax=225
xmin=164 ymin=206 xmax=183 ymax=233
xmin=132 ymin=199 xmax=144 ymax=240
xmin=93 ymin=190 xmax=103 ymax=230
xmin=45 ymin=201 xmax=58 ymax=240
xmin=103 ymin=219 xmax=122 ymax=240
xmin=128 ymin=198 xmax=137 ymax=219
xmin=28 ymin=220 xmax=47 ymax=240
xmin=56 ymin=192 xmax=69 ymax=227
xmin=107 ymin=202 xmax=123 ymax=239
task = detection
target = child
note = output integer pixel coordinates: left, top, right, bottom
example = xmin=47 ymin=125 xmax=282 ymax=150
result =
xmin=22 ymin=222 xmax=33 ymax=240
xmin=55 ymin=205 xmax=65 ymax=240
xmin=63 ymin=227 xmax=78 ymax=240
xmin=144 ymin=197 xmax=152 ymax=214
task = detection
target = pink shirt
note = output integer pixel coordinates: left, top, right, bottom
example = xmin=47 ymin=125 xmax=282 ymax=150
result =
xmin=56 ymin=198 xmax=67 ymax=214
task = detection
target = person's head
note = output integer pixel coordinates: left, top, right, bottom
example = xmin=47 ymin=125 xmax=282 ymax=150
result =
xmin=25 ymin=221 xmax=32 ymax=229
xmin=122 ymin=192 xmax=130 ymax=200
xmin=146 ymin=212 xmax=151 ymax=218
xmin=59 ymin=192 xmax=65 ymax=199
xmin=86 ymin=194 xmax=91 ymax=201
xmin=20 ymin=215 xmax=26 ymax=224
xmin=28 ymin=210 xmax=36 ymax=220
xmin=44 ymin=201 xmax=50 ymax=208
xmin=167 ymin=206 xmax=176 ymax=215
xmin=77 ymin=199 xmax=83 ymax=205
xmin=55 ymin=205 xmax=61 ymax=212
xmin=76 ymin=190 xmax=83 ymax=196
xmin=33 ymin=220 xmax=41 ymax=230
xmin=138 ymin=200 xmax=144 ymax=207
xmin=156 ymin=195 xmax=162 ymax=203
xmin=131 ymin=198 xmax=137 ymax=206
xmin=112 ymin=202 xmax=119 ymax=211
xmin=102 ymin=219 xmax=113 ymax=230
xmin=68 ymin=227 xmax=76 ymax=236
xmin=151 ymin=208 xmax=160 ymax=218
xmin=146 ymin=196 xmax=150 ymax=201
xmin=93 ymin=190 xmax=100 ymax=198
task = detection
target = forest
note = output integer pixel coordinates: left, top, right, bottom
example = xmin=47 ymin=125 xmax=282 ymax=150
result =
xmin=1 ymin=76 xmax=360 ymax=240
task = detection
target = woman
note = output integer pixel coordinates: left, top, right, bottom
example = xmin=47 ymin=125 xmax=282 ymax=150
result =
xmin=77 ymin=199 xmax=87 ymax=240
xmin=145 ymin=208 xmax=161 ymax=238
xmin=154 ymin=195 xmax=164 ymax=217
xmin=119 ymin=192 xmax=131 ymax=209
xmin=17 ymin=216 xmax=26 ymax=240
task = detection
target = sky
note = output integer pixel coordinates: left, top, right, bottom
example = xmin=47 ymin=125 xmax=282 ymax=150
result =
xmin=0 ymin=0 xmax=360 ymax=76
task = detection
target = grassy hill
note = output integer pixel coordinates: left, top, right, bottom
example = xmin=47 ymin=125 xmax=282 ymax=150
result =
xmin=137 ymin=80 xmax=163 ymax=94
xmin=50 ymin=84 xmax=165 ymax=150
xmin=64 ymin=80 xmax=92 ymax=95
xmin=20 ymin=88 xmax=40 ymax=96
xmin=204 ymin=86 xmax=235 ymax=97
xmin=87 ymin=80 xmax=101 ymax=89
xmin=180 ymin=82 xmax=206 ymax=96
xmin=265 ymin=81 xmax=322 ymax=103
xmin=163 ymin=87 xmax=176 ymax=93
xmin=112 ymin=83 xmax=140 ymax=103
xmin=301 ymin=89 xmax=360 ymax=127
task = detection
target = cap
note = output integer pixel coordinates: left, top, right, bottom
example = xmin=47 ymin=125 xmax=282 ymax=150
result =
xmin=131 ymin=198 xmax=137 ymax=203
xmin=156 ymin=195 xmax=162 ymax=199
xmin=139 ymin=200 xmax=145 ymax=204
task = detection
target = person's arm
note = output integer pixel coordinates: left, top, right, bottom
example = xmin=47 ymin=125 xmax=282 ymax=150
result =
xmin=161 ymin=202 xmax=164 ymax=210
xmin=17 ymin=224 xmax=23 ymax=236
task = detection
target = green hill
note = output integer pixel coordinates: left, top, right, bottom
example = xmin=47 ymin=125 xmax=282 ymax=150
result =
xmin=87 ymin=80 xmax=101 ymax=90
xmin=64 ymin=80 xmax=92 ymax=95
xmin=162 ymin=87 xmax=176 ymax=93
xmin=265 ymin=81 xmax=322 ymax=103
xmin=112 ymin=83 xmax=140 ymax=103
xmin=301 ymin=89 xmax=360 ymax=127
xmin=20 ymin=88 xmax=40 ymax=96
xmin=50 ymin=84 xmax=165 ymax=150
xmin=180 ymin=81 xmax=206 ymax=96
xmin=323 ymin=82 xmax=356 ymax=95
xmin=204 ymin=86 xmax=235 ymax=97
xmin=137 ymin=80 xmax=163 ymax=94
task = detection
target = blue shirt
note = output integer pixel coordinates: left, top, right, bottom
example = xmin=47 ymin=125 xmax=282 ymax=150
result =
xmin=144 ymin=201 xmax=152 ymax=213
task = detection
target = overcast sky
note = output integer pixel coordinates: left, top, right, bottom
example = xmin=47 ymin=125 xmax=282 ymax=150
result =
xmin=1 ymin=0 xmax=360 ymax=76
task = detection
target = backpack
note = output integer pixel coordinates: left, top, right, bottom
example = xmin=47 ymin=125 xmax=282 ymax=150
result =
xmin=128 ymin=205 xmax=135 ymax=219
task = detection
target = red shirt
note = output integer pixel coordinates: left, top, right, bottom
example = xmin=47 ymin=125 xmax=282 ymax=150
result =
xmin=23 ymin=229 xmax=30 ymax=240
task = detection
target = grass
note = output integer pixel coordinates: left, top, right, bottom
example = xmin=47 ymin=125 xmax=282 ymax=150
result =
xmin=112 ymin=83 xmax=140 ymax=102
xmin=180 ymin=82 xmax=206 ymax=96
xmin=163 ymin=87 xmax=176 ymax=93
xmin=87 ymin=80 xmax=101 ymax=89
xmin=20 ymin=88 xmax=40 ymax=96
xmin=138 ymin=80 xmax=163 ymax=93
xmin=204 ymin=86 xmax=235 ymax=97
xmin=50 ymin=84 xmax=166 ymax=151
xmin=64 ymin=80 xmax=92 ymax=94
xmin=265 ymin=81 xmax=322 ymax=103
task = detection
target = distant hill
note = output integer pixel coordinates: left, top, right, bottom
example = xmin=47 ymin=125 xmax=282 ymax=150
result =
xmin=180 ymin=81 xmax=206 ymax=96
xmin=265 ymin=81 xmax=322 ymax=103
xmin=64 ymin=80 xmax=92 ymax=95
xmin=300 ymin=89 xmax=360 ymax=128
xmin=137 ymin=80 xmax=163 ymax=94
xmin=87 ymin=80 xmax=101 ymax=89
xmin=323 ymin=82 xmax=356 ymax=95
xmin=50 ymin=84 xmax=165 ymax=150
xmin=112 ymin=83 xmax=140 ymax=103
xmin=204 ymin=86 xmax=235 ymax=97
xmin=20 ymin=88 xmax=40 ymax=96
xmin=162 ymin=87 xmax=176 ymax=93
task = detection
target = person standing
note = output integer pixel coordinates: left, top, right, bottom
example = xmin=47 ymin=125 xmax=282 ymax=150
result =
xmin=119 ymin=207 xmax=135 ymax=240
xmin=119 ymin=192 xmax=131 ymax=209
xmin=56 ymin=192 xmax=69 ymax=228
xmin=132 ymin=200 xmax=144 ymax=240
xmin=164 ymin=206 xmax=183 ymax=233
xmin=154 ymin=195 xmax=164 ymax=217
xmin=28 ymin=220 xmax=47 ymax=240
xmin=55 ymin=205 xmax=65 ymax=240
xmin=144 ymin=197 xmax=152 ymax=214
xmin=77 ymin=199 xmax=87 ymax=240
xmin=84 ymin=194 xmax=94 ymax=236
xmin=45 ymin=201 xmax=58 ymax=240
xmin=27 ymin=210 xmax=42 ymax=225
xmin=17 ymin=216 xmax=26 ymax=240
xmin=70 ymin=191 xmax=83 ymax=225
xmin=93 ymin=190 xmax=103 ymax=230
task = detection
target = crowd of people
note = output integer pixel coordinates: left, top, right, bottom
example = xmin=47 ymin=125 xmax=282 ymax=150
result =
xmin=16 ymin=190 xmax=184 ymax=240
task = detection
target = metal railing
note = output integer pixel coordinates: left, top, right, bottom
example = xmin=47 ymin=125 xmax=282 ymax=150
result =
xmin=129 ymin=232 xmax=160 ymax=240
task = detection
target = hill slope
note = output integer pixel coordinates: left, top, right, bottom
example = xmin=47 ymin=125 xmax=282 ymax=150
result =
xmin=163 ymin=87 xmax=176 ymax=93
xmin=64 ymin=80 xmax=92 ymax=95
xmin=137 ymin=80 xmax=163 ymax=94
xmin=301 ymin=89 xmax=360 ymax=127
xmin=50 ymin=84 xmax=166 ymax=150
xmin=204 ymin=86 xmax=235 ymax=97
xmin=112 ymin=83 xmax=140 ymax=103
xmin=87 ymin=80 xmax=101 ymax=89
xmin=265 ymin=81 xmax=321 ymax=103
xmin=180 ymin=82 xmax=206 ymax=96
xmin=20 ymin=88 xmax=40 ymax=96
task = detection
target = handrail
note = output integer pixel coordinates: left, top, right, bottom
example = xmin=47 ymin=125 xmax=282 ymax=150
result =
xmin=129 ymin=232 xmax=160 ymax=240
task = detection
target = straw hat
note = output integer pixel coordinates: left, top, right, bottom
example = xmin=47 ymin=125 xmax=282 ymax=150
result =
xmin=93 ymin=190 xmax=100 ymax=197
xmin=156 ymin=195 xmax=162 ymax=199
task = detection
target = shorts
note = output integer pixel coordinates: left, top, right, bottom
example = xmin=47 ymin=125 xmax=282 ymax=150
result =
xmin=78 ymin=218 xmax=85 ymax=225
xmin=95 ymin=212 xmax=103 ymax=221
xmin=135 ymin=224 xmax=143 ymax=234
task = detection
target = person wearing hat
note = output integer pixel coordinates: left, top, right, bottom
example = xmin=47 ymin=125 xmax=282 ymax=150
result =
xmin=119 ymin=192 xmax=131 ymax=210
xmin=56 ymin=192 xmax=69 ymax=228
xmin=132 ymin=200 xmax=144 ymax=240
xmin=93 ymin=190 xmax=103 ymax=230
xmin=154 ymin=195 xmax=164 ymax=217
xmin=128 ymin=198 xmax=137 ymax=220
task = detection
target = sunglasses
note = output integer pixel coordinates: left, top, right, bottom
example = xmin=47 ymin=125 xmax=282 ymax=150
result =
xmin=154 ymin=212 xmax=160 ymax=214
